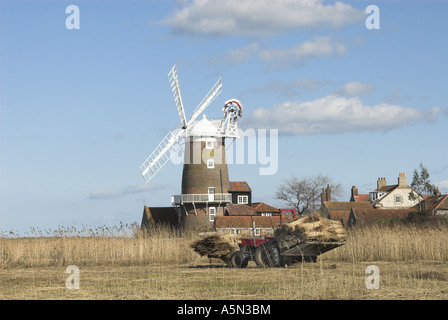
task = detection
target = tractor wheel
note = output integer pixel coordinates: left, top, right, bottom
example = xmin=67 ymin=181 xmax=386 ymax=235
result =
xmin=230 ymin=251 xmax=249 ymax=268
xmin=254 ymin=243 xmax=281 ymax=268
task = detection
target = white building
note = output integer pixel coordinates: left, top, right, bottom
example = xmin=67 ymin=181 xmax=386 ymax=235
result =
xmin=369 ymin=173 xmax=422 ymax=209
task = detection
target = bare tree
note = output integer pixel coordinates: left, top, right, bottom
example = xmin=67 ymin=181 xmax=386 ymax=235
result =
xmin=275 ymin=174 xmax=343 ymax=215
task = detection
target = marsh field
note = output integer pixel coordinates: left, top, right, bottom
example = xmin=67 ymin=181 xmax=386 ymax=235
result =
xmin=1 ymin=222 xmax=448 ymax=300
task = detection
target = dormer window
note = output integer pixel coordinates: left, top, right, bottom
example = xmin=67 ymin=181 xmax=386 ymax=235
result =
xmin=237 ymin=195 xmax=248 ymax=204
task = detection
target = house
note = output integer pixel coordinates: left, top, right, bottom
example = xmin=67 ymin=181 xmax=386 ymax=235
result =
xmin=228 ymin=181 xmax=252 ymax=205
xmin=321 ymin=175 xmax=422 ymax=227
xmin=433 ymin=194 xmax=448 ymax=216
xmin=420 ymin=193 xmax=448 ymax=216
xmin=224 ymin=202 xmax=280 ymax=217
xmin=251 ymin=202 xmax=280 ymax=216
xmin=322 ymin=197 xmax=419 ymax=227
xmin=321 ymin=201 xmax=374 ymax=227
xmin=217 ymin=200 xmax=286 ymax=235
xmin=369 ymin=173 xmax=421 ymax=209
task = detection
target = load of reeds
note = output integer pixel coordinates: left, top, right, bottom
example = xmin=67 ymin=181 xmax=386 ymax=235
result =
xmin=275 ymin=213 xmax=346 ymax=248
xmin=190 ymin=233 xmax=240 ymax=263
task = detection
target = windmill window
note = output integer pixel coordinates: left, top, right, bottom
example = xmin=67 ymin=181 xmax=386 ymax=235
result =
xmin=209 ymin=207 xmax=216 ymax=221
xmin=207 ymin=159 xmax=215 ymax=168
xmin=206 ymin=141 xmax=214 ymax=149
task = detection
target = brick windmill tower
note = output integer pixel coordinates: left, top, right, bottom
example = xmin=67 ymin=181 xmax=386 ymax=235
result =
xmin=140 ymin=65 xmax=243 ymax=229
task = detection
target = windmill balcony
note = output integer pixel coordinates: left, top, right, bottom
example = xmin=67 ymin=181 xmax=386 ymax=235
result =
xmin=171 ymin=193 xmax=232 ymax=205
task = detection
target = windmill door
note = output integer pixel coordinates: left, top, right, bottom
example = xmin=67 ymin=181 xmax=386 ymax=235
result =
xmin=208 ymin=187 xmax=215 ymax=202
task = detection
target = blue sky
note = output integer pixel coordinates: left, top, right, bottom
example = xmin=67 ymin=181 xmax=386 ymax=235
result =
xmin=1 ymin=0 xmax=447 ymax=234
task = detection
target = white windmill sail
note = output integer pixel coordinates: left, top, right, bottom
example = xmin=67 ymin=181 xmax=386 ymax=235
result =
xmin=168 ymin=65 xmax=187 ymax=128
xmin=188 ymin=77 xmax=222 ymax=126
xmin=140 ymin=129 xmax=184 ymax=183
xmin=140 ymin=65 xmax=223 ymax=183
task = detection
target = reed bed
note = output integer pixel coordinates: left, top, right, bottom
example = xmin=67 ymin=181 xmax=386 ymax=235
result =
xmin=1 ymin=222 xmax=448 ymax=269
xmin=0 ymin=223 xmax=200 ymax=268
xmin=324 ymin=223 xmax=448 ymax=262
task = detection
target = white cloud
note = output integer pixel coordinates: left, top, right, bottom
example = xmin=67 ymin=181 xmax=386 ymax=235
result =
xmin=242 ymin=95 xmax=439 ymax=135
xmin=162 ymin=0 xmax=364 ymax=36
xmin=210 ymin=37 xmax=345 ymax=68
xmin=336 ymin=82 xmax=375 ymax=96
xmin=259 ymin=36 xmax=347 ymax=67
xmin=89 ymin=184 xmax=161 ymax=200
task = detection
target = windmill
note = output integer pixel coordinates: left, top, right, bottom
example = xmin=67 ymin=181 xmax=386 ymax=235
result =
xmin=140 ymin=65 xmax=243 ymax=229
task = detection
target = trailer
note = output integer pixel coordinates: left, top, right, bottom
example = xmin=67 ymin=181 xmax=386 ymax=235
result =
xmin=230 ymin=236 xmax=344 ymax=268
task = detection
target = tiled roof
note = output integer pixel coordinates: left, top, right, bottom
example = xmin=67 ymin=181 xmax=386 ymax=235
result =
xmin=251 ymin=202 xmax=280 ymax=213
xmin=324 ymin=202 xmax=374 ymax=226
xmin=434 ymin=194 xmax=448 ymax=210
xmin=228 ymin=181 xmax=252 ymax=192
xmin=225 ymin=204 xmax=257 ymax=216
xmin=421 ymin=194 xmax=448 ymax=212
xmin=353 ymin=194 xmax=369 ymax=202
xmin=376 ymin=184 xmax=398 ymax=192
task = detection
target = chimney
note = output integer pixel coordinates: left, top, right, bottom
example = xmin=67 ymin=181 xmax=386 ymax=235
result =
xmin=398 ymin=172 xmax=407 ymax=187
xmin=351 ymin=186 xmax=358 ymax=198
xmin=377 ymin=177 xmax=387 ymax=190
xmin=325 ymin=184 xmax=331 ymax=202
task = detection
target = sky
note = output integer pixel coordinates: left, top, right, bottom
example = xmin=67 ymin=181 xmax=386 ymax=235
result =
xmin=1 ymin=0 xmax=447 ymax=235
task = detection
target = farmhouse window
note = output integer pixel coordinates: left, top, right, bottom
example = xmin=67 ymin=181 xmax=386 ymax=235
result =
xmin=237 ymin=195 xmax=248 ymax=204
xmin=395 ymin=195 xmax=403 ymax=204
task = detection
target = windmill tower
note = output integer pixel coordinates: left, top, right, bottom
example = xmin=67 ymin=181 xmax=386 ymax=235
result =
xmin=140 ymin=65 xmax=243 ymax=229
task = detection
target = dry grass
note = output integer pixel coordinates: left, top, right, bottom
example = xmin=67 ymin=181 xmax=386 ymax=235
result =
xmin=324 ymin=223 xmax=448 ymax=262
xmin=1 ymin=222 xmax=448 ymax=299
xmin=0 ymin=223 xmax=200 ymax=268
